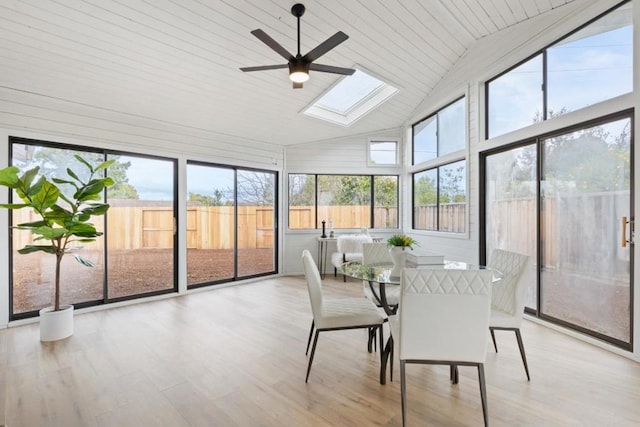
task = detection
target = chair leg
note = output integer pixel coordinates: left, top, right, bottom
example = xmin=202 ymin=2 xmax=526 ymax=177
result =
xmin=514 ymin=328 xmax=531 ymax=381
xmin=305 ymin=320 xmax=315 ymax=355
xmin=389 ymin=336 xmax=394 ymax=383
xmin=367 ymin=327 xmax=374 ymax=353
xmin=477 ymin=363 xmax=489 ymax=427
xmin=450 ymin=364 xmax=459 ymax=384
xmin=400 ymin=361 xmax=407 ymax=427
xmin=378 ymin=325 xmax=384 ymax=380
xmin=334 ymin=267 xmax=337 ymax=277
xmin=305 ymin=330 xmax=320 ymax=383
xmin=490 ymin=327 xmax=498 ymax=352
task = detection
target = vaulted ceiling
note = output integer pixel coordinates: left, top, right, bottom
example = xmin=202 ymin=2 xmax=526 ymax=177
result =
xmin=0 ymin=0 xmax=579 ymax=147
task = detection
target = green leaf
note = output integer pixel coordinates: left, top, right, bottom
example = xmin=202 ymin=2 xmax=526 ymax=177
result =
xmin=103 ymin=177 xmax=115 ymax=186
xmin=0 ymin=203 xmax=29 ymax=209
xmin=18 ymin=245 xmax=56 ymax=255
xmin=15 ymin=220 xmax=48 ymax=228
xmin=81 ymin=203 xmax=110 ymax=216
xmin=0 ymin=166 xmax=20 ymax=187
xmin=33 ymin=226 xmax=68 ymax=240
xmin=67 ymin=222 xmax=101 ymax=237
xmin=21 ymin=167 xmax=40 ymax=190
xmin=74 ymin=180 xmax=105 ymax=202
xmin=30 ymin=181 xmax=61 ymax=213
xmin=66 ymin=167 xmax=81 ymax=182
xmin=95 ymin=159 xmax=115 ymax=171
xmin=74 ymin=155 xmax=94 ymax=173
xmin=52 ymin=177 xmax=79 ymax=188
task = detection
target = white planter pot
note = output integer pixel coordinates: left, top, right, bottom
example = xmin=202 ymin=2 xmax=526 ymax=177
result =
xmin=389 ymin=246 xmax=406 ymax=278
xmin=39 ymin=305 xmax=74 ymax=342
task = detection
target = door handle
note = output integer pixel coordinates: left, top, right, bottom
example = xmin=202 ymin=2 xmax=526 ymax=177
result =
xmin=622 ymin=216 xmax=634 ymax=247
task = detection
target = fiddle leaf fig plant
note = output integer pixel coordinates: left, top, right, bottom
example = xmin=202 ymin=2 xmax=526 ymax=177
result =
xmin=0 ymin=155 xmax=114 ymax=311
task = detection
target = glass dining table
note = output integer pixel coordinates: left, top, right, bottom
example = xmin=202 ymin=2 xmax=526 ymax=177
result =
xmin=339 ymin=260 xmax=502 ymax=384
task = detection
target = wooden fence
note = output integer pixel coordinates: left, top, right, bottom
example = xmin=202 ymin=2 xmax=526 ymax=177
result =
xmin=13 ymin=205 xmax=274 ymax=251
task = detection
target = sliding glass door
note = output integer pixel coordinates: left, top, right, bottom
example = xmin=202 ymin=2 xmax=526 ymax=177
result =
xmin=186 ymin=162 xmax=277 ymax=287
xmin=540 ymin=117 xmax=631 ymax=344
xmin=483 ymin=113 xmax=633 ymax=347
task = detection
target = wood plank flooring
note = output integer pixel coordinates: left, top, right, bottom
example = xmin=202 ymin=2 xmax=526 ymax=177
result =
xmin=1 ymin=274 xmax=640 ymax=426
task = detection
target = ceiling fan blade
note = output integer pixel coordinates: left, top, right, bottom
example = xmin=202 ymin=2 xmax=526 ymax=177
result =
xmin=303 ymin=31 xmax=349 ymax=63
xmin=240 ymin=64 xmax=289 ymax=72
xmin=293 ymin=82 xmax=303 ymax=89
xmin=309 ymin=63 xmax=356 ymax=75
xmin=250 ymin=29 xmax=294 ymax=61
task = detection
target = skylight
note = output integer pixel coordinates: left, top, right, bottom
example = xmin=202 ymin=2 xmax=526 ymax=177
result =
xmin=302 ymin=68 xmax=398 ymax=126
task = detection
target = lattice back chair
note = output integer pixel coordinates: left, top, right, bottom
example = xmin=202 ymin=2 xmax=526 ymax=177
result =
xmin=301 ymin=249 xmax=386 ymax=382
xmin=393 ymin=268 xmax=494 ymax=427
xmin=330 ymin=234 xmax=373 ymax=281
xmin=487 ymin=249 xmax=533 ymax=380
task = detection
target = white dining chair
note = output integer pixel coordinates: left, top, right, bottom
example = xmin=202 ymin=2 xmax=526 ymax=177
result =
xmin=487 ymin=249 xmax=533 ymax=380
xmin=390 ymin=268 xmax=494 ymax=426
xmin=301 ymin=249 xmax=386 ymax=382
xmin=330 ymin=234 xmax=373 ymax=281
xmin=362 ymin=242 xmax=398 ymax=307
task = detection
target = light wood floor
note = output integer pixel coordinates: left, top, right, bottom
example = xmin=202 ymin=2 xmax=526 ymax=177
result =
xmin=1 ymin=274 xmax=640 ymax=426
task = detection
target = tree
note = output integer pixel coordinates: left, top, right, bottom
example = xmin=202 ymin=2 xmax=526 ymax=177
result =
xmin=188 ymin=189 xmax=230 ymax=206
xmin=237 ymin=171 xmax=274 ymax=205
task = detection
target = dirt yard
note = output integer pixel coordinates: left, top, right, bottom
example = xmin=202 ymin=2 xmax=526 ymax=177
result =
xmin=12 ymin=248 xmax=275 ymax=314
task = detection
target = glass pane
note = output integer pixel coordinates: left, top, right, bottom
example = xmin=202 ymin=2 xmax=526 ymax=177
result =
xmin=11 ymin=144 xmax=105 ymax=314
xmin=438 ymin=160 xmax=466 ymax=233
xmin=317 ymin=175 xmax=371 ymax=229
xmin=438 ymin=98 xmax=466 ymax=156
xmin=288 ymin=174 xmax=316 ymax=229
xmin=186 ymin=165 xmax=235 ymax=285
xmin=413 ymin=115 xmax=437 ymax=164
xmin=413 ymin=169 xmax=437 ymax=230
xmin=485 ymin=145 xmax=538 ymax=309
xmin=369 ymin=141 xmax=397 ymax=165
xmin=547 ymin=3 xmax=632 ymax=116
xmin=373 ymin=176 xmax=398 ymax=228
xmin=541 ymin=118 xmax=631 ymax=343
xmin=487 ymin=55 xmax=543 ymax=139
xmin=237 ymin=170 xmax=276 ymax=278
xmin=107 ymin=155 xmax=175 ymax=299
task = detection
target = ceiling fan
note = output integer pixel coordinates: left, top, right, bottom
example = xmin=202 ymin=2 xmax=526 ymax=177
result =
xmin=239 ymin=3 xmax=355 ymax=89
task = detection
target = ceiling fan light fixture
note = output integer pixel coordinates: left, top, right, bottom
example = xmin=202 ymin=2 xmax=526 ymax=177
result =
xmin=290 ymin=70 xmax=309 ymax=83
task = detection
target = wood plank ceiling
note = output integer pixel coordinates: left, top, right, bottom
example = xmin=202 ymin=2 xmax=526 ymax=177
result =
xmin=0 ymin=0 xmax=577 ymax=147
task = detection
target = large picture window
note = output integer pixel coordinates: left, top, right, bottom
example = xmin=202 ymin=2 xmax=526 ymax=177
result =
xmin=486 ymin=1 xmax=632 ymax=139
xmin=288 ymin=174 xmax=398 ymax=230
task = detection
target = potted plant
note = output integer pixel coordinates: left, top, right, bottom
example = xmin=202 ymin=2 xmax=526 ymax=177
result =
xmin=386 ymin=234 xmax=419 ymax=277
xmin=0 ymin=155 xmax=114 ymax=341
xmin=387 ymin=234 xmax=419 ymax=250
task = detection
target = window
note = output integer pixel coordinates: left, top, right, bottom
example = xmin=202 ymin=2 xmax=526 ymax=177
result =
xmin=288 ymin=174 xmax=398 ymax=230
xmin=302 ymin=68 xmax=399 ymax=126
xmin=486 ymin=1 xmax=632 ymax=139
xmin=487 ymin=55 xmax=543 ymax=138
xmin=368 ymin=138 xmax=398 ymax=166
xmin=413 ymin=97 xmax=466 ymax=165
xmin=186 ymin=163 xmax=277 ymax=288
xmin=413 ymin=160 xmax=466 ymax=232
